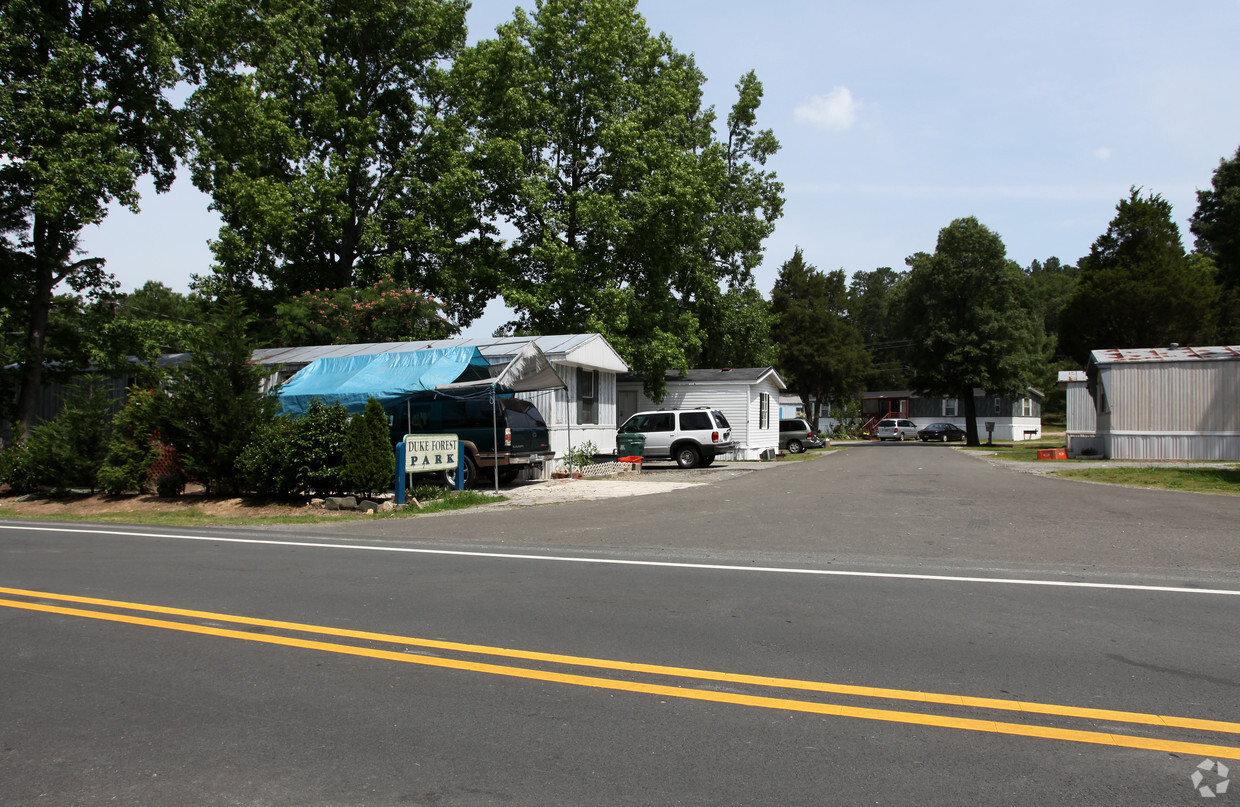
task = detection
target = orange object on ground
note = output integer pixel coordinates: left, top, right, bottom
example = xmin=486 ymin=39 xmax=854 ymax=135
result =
xmin=1036 ymin=448 xmax=1068 ymax=460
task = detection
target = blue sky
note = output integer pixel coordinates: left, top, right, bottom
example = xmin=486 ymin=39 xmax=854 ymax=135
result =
xmin=81 ymin=0 xmax=1240 ymax=337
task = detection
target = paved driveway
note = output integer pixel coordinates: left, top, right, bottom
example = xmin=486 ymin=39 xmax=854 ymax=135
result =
xmin=284 ymin=443 xmax=1240 ymax=577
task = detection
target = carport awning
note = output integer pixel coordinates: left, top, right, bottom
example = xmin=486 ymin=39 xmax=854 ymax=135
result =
xmin=436 ymin=342 xmax=567 ymax=394
xmin=273 ymin=346 xmax=492 ymax=416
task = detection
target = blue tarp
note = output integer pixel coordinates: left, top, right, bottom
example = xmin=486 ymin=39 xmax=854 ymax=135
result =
xmin=273 ymin=346 xmax=492 ymax=416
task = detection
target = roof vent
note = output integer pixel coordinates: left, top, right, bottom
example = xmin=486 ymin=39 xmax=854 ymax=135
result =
xmin=1168 ymin=343 xmax=1180 ymax=349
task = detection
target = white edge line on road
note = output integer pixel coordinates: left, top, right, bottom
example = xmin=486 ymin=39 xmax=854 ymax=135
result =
xmin=2 ymin=523 xmax=1238 ymax=597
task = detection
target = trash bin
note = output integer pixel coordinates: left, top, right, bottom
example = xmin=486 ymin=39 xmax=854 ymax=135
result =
xmin=617 ymin=432 xmax=646 ymax=458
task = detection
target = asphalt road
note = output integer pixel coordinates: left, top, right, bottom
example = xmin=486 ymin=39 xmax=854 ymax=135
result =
xmin=2 ymin=444 xmax=1238 ymax=806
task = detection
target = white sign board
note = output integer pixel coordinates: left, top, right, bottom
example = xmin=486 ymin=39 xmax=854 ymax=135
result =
xmin=404 ymin=434 xmax=459 ymax=473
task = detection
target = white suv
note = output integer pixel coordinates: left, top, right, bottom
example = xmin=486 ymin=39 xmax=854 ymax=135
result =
xmin=617 ymin=408 xmax=733 ymax=468
xmin=876 ymin=418 xmax=918 ymax=441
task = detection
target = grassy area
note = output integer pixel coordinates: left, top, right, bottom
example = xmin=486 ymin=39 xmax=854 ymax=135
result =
xmin=777 ymin=446 xmax=841 ymax=462
xmin=1051 ymin=466 xmax=1240 ymax=495
xmin=957 ymin=439 xmax=1065 ymax=462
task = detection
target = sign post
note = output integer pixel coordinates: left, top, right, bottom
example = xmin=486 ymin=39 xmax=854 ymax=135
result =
xmin=398 ymin=434 xmax=463 ymax=498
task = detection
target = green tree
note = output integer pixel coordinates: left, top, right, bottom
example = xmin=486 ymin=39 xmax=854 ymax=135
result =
xmin=771 ymin=249 xmax=871 ymax=424
xmin=343 ymin=397 xmax=394 ymax=497
xmin=1024 ymin=257 xmax=1078 ymax=343
xmin=1059 ymin=189 xmax=1218 ymax=363
xmin=186 ymin=0 xmax=495 ymax=326
xmin=691 ymin=284 xmax=777 ymax=369
xmin=0 ymin=0 xmax=186 ymax=437
xmin=898 ymin=217 xmax=1042 ymax=446
xmin=847 ymin=266 xmax=909 ymax=388
xmin=1190 ymin=145 xmax=1240 ymax=342
xmin=458 ymin=0 xmax=782 ymax=397
xmin=273 ymin=277 xmax=453 ymax=347
xmin=160 ymin=296 xmax=277 ymax=495
xmin=88 ymin=282 xmax=206 ymax=386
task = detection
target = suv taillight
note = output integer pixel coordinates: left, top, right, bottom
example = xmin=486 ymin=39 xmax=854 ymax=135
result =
xmin=504 ymin=427 xmax=512 ymax=447
xmin=712 ymin=431 xmax=720 ymax=442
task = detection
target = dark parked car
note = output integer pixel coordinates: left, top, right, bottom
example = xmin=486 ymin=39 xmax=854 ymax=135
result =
xmin=917 ymin=422 xmax=967 ymax=442
xmin=779 ymin=418 xmax=824 ymax=453
xmin=402 ymin=397 xmax=554 ymax=486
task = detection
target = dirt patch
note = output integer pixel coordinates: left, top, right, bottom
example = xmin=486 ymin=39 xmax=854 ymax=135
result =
xmin=0 ymin=488 xmax=333 ymax=520
xmin=0 ymin=469 xmax=744 ymax=520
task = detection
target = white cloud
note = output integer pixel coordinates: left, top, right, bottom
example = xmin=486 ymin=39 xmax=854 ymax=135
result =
xmin=1094 ymin=147 xmax=1112 ymax=160
xmin=794 ymin=87 xmax=859 ymax=132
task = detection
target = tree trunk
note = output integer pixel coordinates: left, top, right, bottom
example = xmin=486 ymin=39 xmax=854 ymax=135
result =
xmin=962 ymin=388 xmax=980 ymax=446
xmin=11 ymin=220 xmax=61 ymax=440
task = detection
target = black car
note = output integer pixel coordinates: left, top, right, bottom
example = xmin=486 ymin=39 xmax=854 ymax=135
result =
xmin=917 ymin=422 xmax=966 ymax=442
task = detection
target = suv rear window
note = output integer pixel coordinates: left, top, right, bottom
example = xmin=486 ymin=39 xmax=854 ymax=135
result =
xmin=712 ymin=410 xmax=730 ymax=429
xmin=502 ymin=400 xmax=546 ymax=429
xmin=878 ymin=419 xmax=896 ymax=427
xmin=679 ymin=411 xmax=712 ymax=430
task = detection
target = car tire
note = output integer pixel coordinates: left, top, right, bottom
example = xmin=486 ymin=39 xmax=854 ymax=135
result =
xmin=787 ymin=439 xmax=804 ymax=454
xmin=675 ymin=444 xmax=701 ymax=469
xmin=442 ymin=454 xmax=477 ymax=489
xmin=941 ymin=434 xmax=948 ymax=443
xmin=897 ymin=432 xmax=905 ymax=442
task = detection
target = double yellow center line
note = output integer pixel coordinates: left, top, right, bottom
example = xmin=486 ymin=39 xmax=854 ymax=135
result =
xmin=3 ymin=585 xmax=1238 ymax=760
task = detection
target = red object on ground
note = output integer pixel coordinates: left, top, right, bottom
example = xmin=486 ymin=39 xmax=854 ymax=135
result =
xmin=1036 ymin=448 xmax=1069 ymax=460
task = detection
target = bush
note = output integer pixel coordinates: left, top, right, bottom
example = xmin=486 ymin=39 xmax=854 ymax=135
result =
xmin=0 ymin=437 xmax=36 ymax=493
xmin=237 ymin=417 xmax=301 ymax=496
xmin=563 ymin=440 xmax=598 ymax=471
xmin=98 ymin=389 xmax=163 ymax=495
xmin=343 ymin=397 xmax=395 ymax=497
xmin=155 ymin=470 xmax=186 ymax=498
xmin=6 ymin=379 xmax=115 ymax=492
xmin=289 ymin=400 xmax=351 ymax=495
xmin=237 ymin=400 xmax=351 ymax=497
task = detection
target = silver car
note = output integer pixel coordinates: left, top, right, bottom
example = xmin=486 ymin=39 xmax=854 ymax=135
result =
xmin=876 ymin=418 xmax=918 ymax=441
xmin=779 ymin=418 xmax=824 ymax=453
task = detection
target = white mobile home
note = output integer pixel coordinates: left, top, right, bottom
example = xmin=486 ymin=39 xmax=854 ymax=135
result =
xmin=617 ymin=367 xmax=787 ymax=460
xmin=1084 ymin=345 xmax=1240 ymax=460
xmin=253 ymin=334 xmax=629 ymax=475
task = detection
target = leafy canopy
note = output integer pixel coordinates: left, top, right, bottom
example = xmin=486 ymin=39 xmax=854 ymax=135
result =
xmin=1059 ymin=188 xmax=1218 ymax=363
xmin=186 ymin=0 xmax=495 ymax=326
xmin=0 ymin=0 xmax=186 ymax=434
xmin=457 ymin=0 xmax=782 ymax=397
xmin=771 ymin=248 xmax=870 ymax=423
xmin=1190 ymin=145 xmax=1240 ymax=342
xmin=898 ymin=217 xmax=1042 ymax=444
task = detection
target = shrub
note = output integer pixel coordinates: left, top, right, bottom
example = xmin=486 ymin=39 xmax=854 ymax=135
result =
xmin=98 ymin=389 xmax=162 ymax=495
xmin=563 ymin=440 xmax=598 ymax=471
xmin=155 ymin=470 xmax=186 ymax=498
xmin=237 ymin=417 xmax=301 ymax=497
xmin=8 ymin=378 xmax=115 ymax=492
xmin=343 ymin=397 xmax=395 ymax=497
xmin=288 ymin=400 xmax=351 ymax=495
xmin=0 ymin=437 xmax=35 ymax=493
